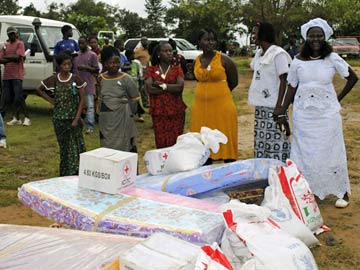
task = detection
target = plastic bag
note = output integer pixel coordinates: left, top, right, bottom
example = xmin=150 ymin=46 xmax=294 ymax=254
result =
xmin=261 ymin=168 xmax=319 ymax=247
xmin=221 ymin=201 xmax=318 ymax=270
xmin=144 ymin=127 xmax=227 ymax=175
xmin=221 ymin=229 xmax=253 ymax=270
xmin=195 ymin=243 xmax=233 ymax=270
xmin=277 ymin=159 xmax=329 ymax=234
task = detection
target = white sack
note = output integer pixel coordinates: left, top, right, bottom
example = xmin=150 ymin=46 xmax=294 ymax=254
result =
xmin=144 ymin=127 xmax=227 ymax=175
xmin=222 ymin=201 xmax=318 ymax=270
xmin=261 ymin=168 xmax=319 ymax=247
xmin=277 ymin=159 xmax=328 ymax=234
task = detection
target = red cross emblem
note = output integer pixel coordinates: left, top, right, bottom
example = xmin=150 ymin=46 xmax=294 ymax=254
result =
xmin=162 ymin=152 xmax=168 ymax=160
xmin=123 ymin=164 xmax=130 ymax=175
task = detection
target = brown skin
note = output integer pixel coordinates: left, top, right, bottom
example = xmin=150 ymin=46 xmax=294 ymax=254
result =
xmin=89 ymin=38 xmax=100 ymax=52
xmin=145 ymin=43 xmax=184 ymax=95
xmin=275 ymin=27 xmax=359 ymax=125
xmin=76 ymin=38 xmax=99 ymax=74
xmin=251 ymin=26 xmax=288 ymax=121
xmin=197 ymin=32 xmax=238 ymax=91
xmin=37 ymin=59 xmax=85 ymax=128
xmin=0 ymin=32 xmax=23 ymax=64
xmin=103 ymin=55 xmax=122 ymax=78
xmin=53 ymin=29 xmax=74 ymax=71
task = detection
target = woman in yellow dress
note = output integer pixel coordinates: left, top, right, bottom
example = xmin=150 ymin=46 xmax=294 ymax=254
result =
xmin=191 ymin=28 xmax=238 ymax=164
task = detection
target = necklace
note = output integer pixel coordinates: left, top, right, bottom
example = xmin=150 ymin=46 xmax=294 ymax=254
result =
xmin=159 ymin=64 xmax=171 ymax=80
xmin=57 ymin=73 xmax=72 ymax=82
xmin=309 ymin=55 xmax=321 ymax=60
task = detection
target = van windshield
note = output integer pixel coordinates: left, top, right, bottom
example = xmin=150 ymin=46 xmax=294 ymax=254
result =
xmin=39 ymin=26 xmax=80 ymax=53
xmin=175 ymin=39 xmax=197 ymax=50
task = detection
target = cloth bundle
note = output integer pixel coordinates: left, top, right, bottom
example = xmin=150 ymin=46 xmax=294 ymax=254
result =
xmin=144 ymin=127 xmax=227 ymax=175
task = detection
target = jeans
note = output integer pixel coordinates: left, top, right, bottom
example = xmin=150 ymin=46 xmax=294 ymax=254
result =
xmin=84 ymin=94 xmax=95 ymax=130
xmin=0 ymin=113 xmax=5 ymax=139
xmin=1 ymin=80 xmax=28 ymax=119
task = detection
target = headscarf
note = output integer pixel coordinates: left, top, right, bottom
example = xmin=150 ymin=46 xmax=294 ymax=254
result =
xmin=301 ymin=18 xmax=333 ymax=41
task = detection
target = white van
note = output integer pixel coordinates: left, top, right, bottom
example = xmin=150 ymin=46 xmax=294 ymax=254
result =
xmin=124 ymin=38 xmax=202 ymax=78
xmin=0 ymin=15 xmax=80 ymax=94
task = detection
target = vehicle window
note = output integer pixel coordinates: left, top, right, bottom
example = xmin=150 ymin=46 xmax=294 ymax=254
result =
xmin=16 ymin=27 xmax=42 ymax=52
xmin=334 ymin=39 xmax=358 ymax=46
xmin=175 ymin=39 xmax=197 ymax=50
xmin=39 ymin=26 xmax=80 ymax=53
xmin=125 ymin=40 xmax=140 ymax=51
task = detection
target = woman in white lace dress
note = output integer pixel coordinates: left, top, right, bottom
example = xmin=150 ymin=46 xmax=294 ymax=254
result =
xmin=275 ymin=18 xmax=358 ymax=208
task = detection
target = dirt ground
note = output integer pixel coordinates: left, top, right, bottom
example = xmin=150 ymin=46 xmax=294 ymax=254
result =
xmin=0 ymin=72 xmax=359 ymax=269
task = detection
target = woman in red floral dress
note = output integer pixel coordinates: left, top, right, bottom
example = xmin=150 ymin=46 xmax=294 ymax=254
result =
xmin=145 ymin=42 xmax=187 ymax=148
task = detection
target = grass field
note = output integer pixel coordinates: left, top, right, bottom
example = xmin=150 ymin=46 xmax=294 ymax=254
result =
xmin=0 ymin=57 xmax=359 ymax=269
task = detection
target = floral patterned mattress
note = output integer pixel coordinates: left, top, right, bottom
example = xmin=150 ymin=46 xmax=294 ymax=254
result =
xmin=18 ymin=176 xmax=224 ymax=245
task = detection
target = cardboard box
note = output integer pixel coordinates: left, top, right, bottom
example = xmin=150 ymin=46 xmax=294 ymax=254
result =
xmin=79 ymin=148 xmax=137 ymax=194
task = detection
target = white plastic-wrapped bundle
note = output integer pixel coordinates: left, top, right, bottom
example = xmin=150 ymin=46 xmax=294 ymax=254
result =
xmin=120 ymin=233 xmax=199 ymax=270
xmin=0 ymin=224 xmax=142 ymax=270
xmin=144 ymin=127 xmax=227 ymax=175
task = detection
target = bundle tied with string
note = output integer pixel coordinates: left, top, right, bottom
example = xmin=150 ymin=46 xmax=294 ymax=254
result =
xmin=144 ymin=127 xmax=228 ymax=175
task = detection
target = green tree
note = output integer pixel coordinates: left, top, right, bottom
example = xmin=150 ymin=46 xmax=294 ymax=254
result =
xmin=66 ymin=14 xmax=107 ymax=37
xmin=40 ymin=0 xmax=118 ymax=36
xmin=0 ymin=0 xmax=20 ymax=15
xmin=116 ymin=9 xmax=146 ymax=39
xmin=23 ymin=3 xmax=41 ymax=17
xmin=144 ymin=0 xmax=167 ymax=36
xmin=241 ymin=0 xmax=306 ymax=45
xmin=306 ymin=0 xmax=360 ymax=37
xmin=64 ymin=0 xmax=117 ymax=32
xmin=165 ymin=0 xmax=242 ymax=44
xmin=41 ymin=3 xmax=66 ymax=21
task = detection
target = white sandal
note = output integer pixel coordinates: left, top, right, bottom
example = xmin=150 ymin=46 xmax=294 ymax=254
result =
xmin=335 ymin=198 xmax=349 ymax=208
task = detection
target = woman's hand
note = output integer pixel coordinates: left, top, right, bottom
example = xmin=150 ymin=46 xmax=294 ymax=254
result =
xmin=273 ymin=106 xmax=284 ymax=121
xmin=152 ymin=81 xmax=163 ymax=88
xmin=71 ymin=118 xmax=79 ymax=129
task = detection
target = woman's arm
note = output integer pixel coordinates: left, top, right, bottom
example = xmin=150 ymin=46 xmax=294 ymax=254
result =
xmin=337 ymin=67 xmax=358 ymax=102
xmin=146 ymin=77 xmax=184 ymax=95
xmin=274 ymin=84 xmax=297 ymax=124
xmin=72 ymin=86 xmax=85 ymax=128
xmin=222 ymin=54 xmax=238 ymax=91
xmin=36 ymin=86 xmax=54 ymax=105
xmin=274 ymin=73 xmax=288 ymax=110
xmin=145 ymin=77 xmax=163 ymax=95
xmin=163 ymin=76 xmax=184 ymax=95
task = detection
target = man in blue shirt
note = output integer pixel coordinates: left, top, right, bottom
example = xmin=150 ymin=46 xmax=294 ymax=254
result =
xmin=114 ymin=39 xmax=131 ymax=72
xmin=53 ymin=25 xmax=79 ymax=71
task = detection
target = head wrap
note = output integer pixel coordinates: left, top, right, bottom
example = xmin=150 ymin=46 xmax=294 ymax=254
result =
xmin=301 ymin=18 xmax=333 ymax=41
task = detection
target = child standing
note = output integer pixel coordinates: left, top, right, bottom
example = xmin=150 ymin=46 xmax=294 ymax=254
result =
xmin=37 ymin=53 xmax=86 ymax=176
xmin=99 ymin=46 xmax=139 ymax=152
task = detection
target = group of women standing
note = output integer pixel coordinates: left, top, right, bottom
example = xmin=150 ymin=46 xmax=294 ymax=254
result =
xmin=187 ymin=18 xmax=358 ymax=208
xmin=36 ymin=18 xmax=357 ymax=209
xmin=249 ymin=18 xmax=358 ymax=208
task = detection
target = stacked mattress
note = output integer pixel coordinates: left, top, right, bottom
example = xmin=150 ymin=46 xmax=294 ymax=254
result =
xmin=18 ymin=176 xmax=224 ymax=245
